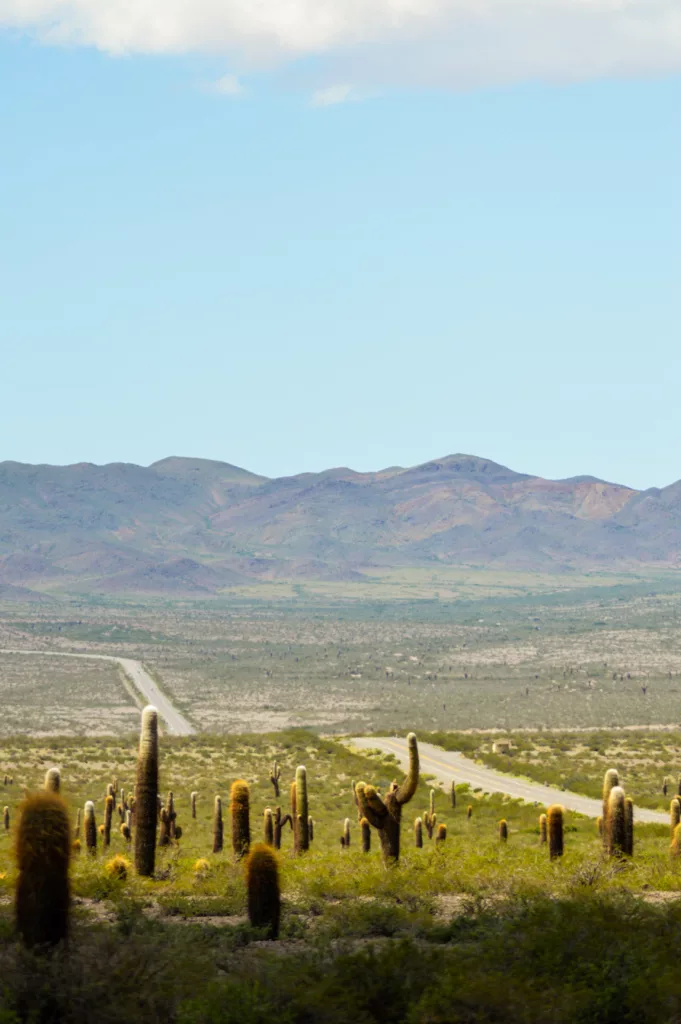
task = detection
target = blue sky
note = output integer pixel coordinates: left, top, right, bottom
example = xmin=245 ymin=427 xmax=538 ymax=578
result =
xmin=1 ymin=5 xmax=679 ymax=490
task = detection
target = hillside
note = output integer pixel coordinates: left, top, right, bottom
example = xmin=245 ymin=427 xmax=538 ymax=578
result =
xmin=0 ymin=453 xmax=680 ymax=594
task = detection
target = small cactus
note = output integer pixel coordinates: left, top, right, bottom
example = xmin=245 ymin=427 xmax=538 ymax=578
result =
xmin=467 ymin=805 xmax=473 ymax=820
xmin=230 ymin=780 xmax=250 ymax=860
xmin=246 ymin=843 xmax=280 ymax=940
xmin=606 ymin=786 xmax=626 ymax=856
xmin=270 ymin=761 xmax=281 ymax=798
xmin=120 ymin=823 xmax=131 ymax=843
xmin=105 ymin=855 xmax=130 ymax=881
xmin=72 ymin=838 xmax=81 ymax=854
xmin=264 ymin=808 xmax=274 ymax=846
xmin=134 ymin=706 xmax=159 ymax=877
xmin=499 ymin=819 xmax=508 ymax=842
xmin=539 ymin=813 xmax=547 ymax=844
xmin=436 ymin=823 xmax=447 ymax=844
xmin=74 ymin=808 xmax=81 ymax=838
xmin=308 ymin=816 xmax=314 ymax=843
xmin=15 ymin=791 xmax=71 ymax=947
xmin=548 ymin=804 xmax=564 ymax=860
xmin=191 ymin=791 xmax=198 ymax=819
xmin=361 ymin=817 xmax=371 ymax=852
xmin=624 ymin=797 xmax=634 ymax=857
xmin=213 ymin=796 xmax=224 ymax=854
xmin=44 ymin=768 xmax=60 ymax=794
xmin=84 ymin=801 xmax=97 ymax=855
xmin=414 ymin=816 xmax=423 ymax=848
xmin=194 ymin=857 xmax=210 ymax=876
xmin=3 ymin=806 xmax=8 ymax=831
xmin=343 ymin=818 xmax=351 ymax=848
xmin=424 ymin=789 xmax=436 ymax=839
xmin=602 ymin=769 xmax=619 ymax=849
xmin=597 ymin=815 xmax=603 ymax=836
xmin=103 ymin=795 xmax=114 ymax=847
xmin=273 ymin=806 xmax=292 ymax=850
xmin=450 ymin=780 xmax=456 ymax=809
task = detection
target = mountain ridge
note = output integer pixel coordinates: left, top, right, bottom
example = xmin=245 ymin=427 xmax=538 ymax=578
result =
xmin=0 ymin=453 xmax=679 ymax=595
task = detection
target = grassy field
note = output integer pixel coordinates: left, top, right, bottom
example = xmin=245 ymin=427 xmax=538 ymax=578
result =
xmin=2 ymin=728 xmax=681 ymax=1021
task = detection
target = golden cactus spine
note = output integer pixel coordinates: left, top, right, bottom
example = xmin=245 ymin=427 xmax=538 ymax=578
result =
xmin=414 ymin=816 xmax=423 ymax=848
xmin=360 ymin=817 xmax=371 ymax=852
xmin=499 ymin=819 xmax=508 ymax=842
xmin=134 ymin=705 xmax=159 ymax=877
xmin=105 ymin=855 xmax=130 ymax=880
xmin=624 ymin=797 xmax=634 ymax=857
xmin=355 ymin=732 xmax=419 ymax=863
xmin=539 ymin=813 xmax=547 ymax=844
xmin=602 ymin=769 xmax=619 ymax=848
xmin=230 ymin=780 xmax=250 ymax=860
xmin=295 ymin=767 xmax=309 ymax=854
xmin=15 ymin=791 xmax=71 ymax=947
xmin=246 ymin=843 xmax=280 ymax=940
xmin=44 ymin=768 xmax=60 ymax=793
xmin=213 ymin=795 xmax=223 ymax=853
xmin=606 ymin=786 xmax=626 ymax=856
xmin=548 ymin=804 xmax=564 ymax=860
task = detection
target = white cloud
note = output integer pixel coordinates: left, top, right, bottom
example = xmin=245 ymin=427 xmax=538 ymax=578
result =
xmin=311 ymin=84 xmax=354 ymax=107
xmin=1 ymin=0 xmax=680 ymax=89
xmin=210 ymin=73 xmax=245 ymax=96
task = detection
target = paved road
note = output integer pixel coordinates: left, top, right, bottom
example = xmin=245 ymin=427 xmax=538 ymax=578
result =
xmin=351 ymin=735 xmax=669 ymax=825
xmin=0 ymin=649 xmax=195 ymax=736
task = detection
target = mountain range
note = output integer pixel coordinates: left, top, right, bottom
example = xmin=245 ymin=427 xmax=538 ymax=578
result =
xmin=0 ymin=454 xmax=680 ymax=596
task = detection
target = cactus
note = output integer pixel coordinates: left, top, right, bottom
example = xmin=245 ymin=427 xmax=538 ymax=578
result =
xmin=273 ymin=807 xmax=292 ymax=850
xmin=467 ymin=805 xmax=473 ymax=820
xmin=246 ymin=843 xmax=280 ymax=940
xmin=624 ymin=797 xmax=634 ymax=857
xmin=159 ymin=791 xmax=176 ymax=847
xmin=134 ymin=705 xmax=159 ymax=877
xmin=539 ymin=813 xmax=547 ymax=844
xmin=120 ymin=823 xmax=131 ymax=843
xmin=436 ymin=823 xmax=447 ymax=844
xmin=84 ymin=801 xmax=97 ymax=855
xmin=597 ymin=815 xmax=603 ymax=837
xmin=3 ymin=806 xmax=8 ymax=831
xmin=606 ymin=787 xmax=626 ymax=856
xmin=213 ymin=796 xmax=224 ymax=854
xmin=105 ymin=855 xmax=130 ymax=880
xmin=264 ymin=808 xmax=274 ymax=846
xmin=343 ymin=818 xmax=351 ymax=848
xmin=106 ymin=782 xmax=115 ymax=804
xmin=72 ymin=839 xmax=81 ymax=854
xmin=290 ymin=781 xmax=298 ymax=851
xmin=424 ymin=789 xmax=437 ymax=840
xmin=602 ymin=769 xmax=619 ymax=848
xmin=671 ymin=798 xmax=681 ymax=837
xmin=450 ymin=780 xmax=456 ymax=809
xmin=103 ymin=795 xmax=114 ymax=847
xmin=499 ymin=819 xmax=508 ymax=842
xmin=167 ymin=792 xmax=177 ymax=839
xmin=308 ymin=816 xmax=314 ymax=843
xmin=547 ymin=804 xmax=564 ymax=860
xmin=414 ymin=817 xmax=423 ymax=848
xmin=671 ymin=823 xmax=681 ymax=857
xmin=44 ymin=768 xmax=60 ymax=794
xmin=230 ymin=780 xmax=250 ymax=860
xmin=74 ymin=808 xmax=81 ymax=838
xmin=294 ymin=767 xmax=309 ymax=854
xmin=270 ymin=761 xmax=281 ymax=798
xmin=355 ymin=733 xmax=419 ymax=863
xmin=361 ymin=817 xmax=371 ymax=853
xmin=191 ymin=791 xmax=198 ymax=819
xmin=193 ymin=858 xmax=210 ymax=877
xmin=15 ymin=791 xmax=71 ymax=946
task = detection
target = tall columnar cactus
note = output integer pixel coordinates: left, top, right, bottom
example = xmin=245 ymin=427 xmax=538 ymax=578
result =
xmin=294 ymin=767 xmax=309 ymax=854
xmin=231 ymin=780 xmax=251 ymax=860
xmin=264 ymin=808 xmax=274 ymax=846
xmin=166 ymin=792 xmax=176 ymax=840
xmin=15 ymin=791 xmax=71 ymax=947
xmin=246 ymin=843 xmax=280 ymax=940
xmin=273 ymin=807 xmax=292 ymax=850
xmin=547 ymin=804 xmax=564 ymax=860
xmin=361 ymin=817 xmax=371 ymax=853
xmin=450 ymin=780 xmax=456 ymax=809
xmin=134 ymin=705 xmax=158 ymax=877
xmin=308 ymin=816 xmax=314 ymax=843
xmin=270 ymin=761 xmax=281 ymax=798
xmin=290 ymin=781 xmax=298 ymax=852
xmin=74 ymin=808 xmax=81 ymax=838
xmin=191 ymin=792 xmax=198 ymax=819
xmin=44 ymin=768 xmax=60 ymax=793
xmin=539 ymin=813 xmax=547 ymax=844
xmin=3 ymin=806 xmax=9 ymax=830
xmin=671 ymin=798 xmax=681 ymax=837
xmin=671 ymin=823 xmax=681 ymax=857
xmin=414 ymin=817 xmax=423 ymax=848
xmin=355 ymin=732 xmax=419 ymax=863
xmin=606 ymin=786 xmax=626 ymax=856
xmin=343 ymin=818 xmax=351 ymax=848
xmin=213 ymin=796 xmax=224 ymax=854
xmin=103 ymin=795 xmax=114 ymax=847
xmin=84 ymin=801 xmax=97 ymax=855
xmin=602 ymin=769 xmax=619 ymax=848
xmin=436 ymin=823 xmax=447 ymax=844
xmin=624 ymin=797 xmax=634 ymax=856
xmin=499 ymin=819 xmax=508 ymax=842
xmin=424 ymin=789 xmax=437 ymax=840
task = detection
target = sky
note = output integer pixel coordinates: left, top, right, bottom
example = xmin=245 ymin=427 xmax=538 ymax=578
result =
xmin=1 ymin=2 xmax=679 ymax=491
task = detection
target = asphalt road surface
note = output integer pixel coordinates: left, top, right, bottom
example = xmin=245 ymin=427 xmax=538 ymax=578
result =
xmin=351 ymin=735 xmax=668 ymax=825
xmin=0 ymin=649 xmax=195 ymax=736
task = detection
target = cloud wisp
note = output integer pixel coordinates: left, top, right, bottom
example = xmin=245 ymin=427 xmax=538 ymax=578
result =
xmin=1 ymin=0 xmax=680 ymax=90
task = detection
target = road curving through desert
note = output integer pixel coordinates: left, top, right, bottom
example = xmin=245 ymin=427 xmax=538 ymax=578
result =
xmin=0 ymin=649 xmax=195 ymax=736
xmin=350 ymin=735 xmax=669 ymax=825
